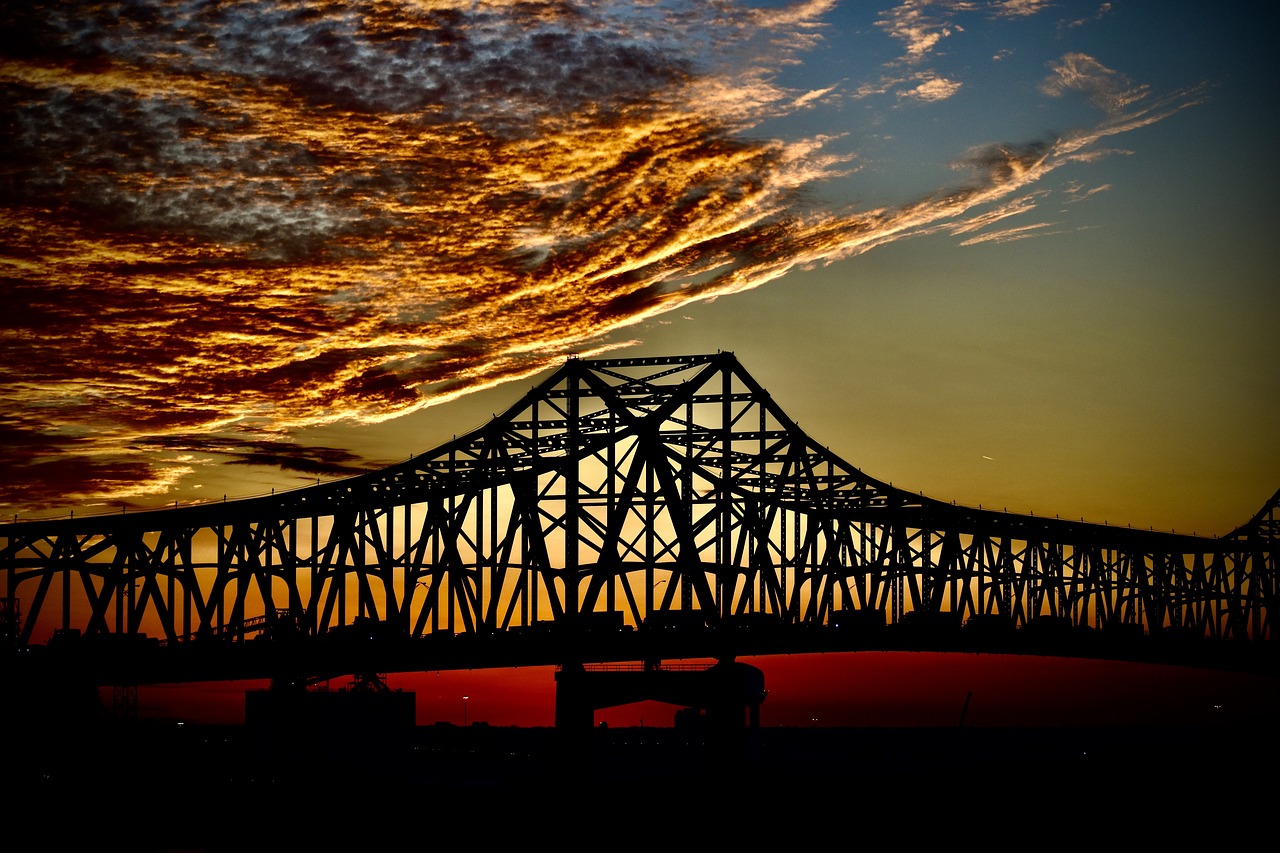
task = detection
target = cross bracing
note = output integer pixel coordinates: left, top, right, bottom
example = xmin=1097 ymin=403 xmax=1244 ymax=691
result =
xmin=1 ymin=353 xmax=1276 ymax=672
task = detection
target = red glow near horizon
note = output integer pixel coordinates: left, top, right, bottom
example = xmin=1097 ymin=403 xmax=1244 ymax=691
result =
xmin=119 ymin=653 xmax=1277 ymax=730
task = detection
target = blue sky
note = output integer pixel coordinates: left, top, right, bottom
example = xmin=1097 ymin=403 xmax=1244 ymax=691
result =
xmin=2 ymin=0 xmax=1276 ymax=537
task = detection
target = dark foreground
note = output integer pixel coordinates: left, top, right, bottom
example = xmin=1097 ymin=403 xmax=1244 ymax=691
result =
xmin=10 ymin=712 xmax=1278 ymax=852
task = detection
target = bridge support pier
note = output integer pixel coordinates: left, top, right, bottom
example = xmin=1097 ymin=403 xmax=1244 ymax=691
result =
xmin=553 ymin=658 xmax=766 ymax=771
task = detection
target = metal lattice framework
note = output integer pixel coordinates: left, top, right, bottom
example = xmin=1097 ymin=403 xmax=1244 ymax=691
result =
xmin=2 ymin=353 xmax=1276 ymax=668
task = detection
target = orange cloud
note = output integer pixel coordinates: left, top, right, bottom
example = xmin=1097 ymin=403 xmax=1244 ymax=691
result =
xmin=0 ymin=1 xmax=1201 ymax=512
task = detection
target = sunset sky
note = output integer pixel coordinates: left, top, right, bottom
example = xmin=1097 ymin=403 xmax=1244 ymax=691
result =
xmin=4 ymin=2 xmax=1278 ymax=727
xmin=4 ymin=0 xmax=1276 ymax=538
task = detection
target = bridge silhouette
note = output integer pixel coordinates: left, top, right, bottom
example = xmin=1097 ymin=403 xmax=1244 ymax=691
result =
xmin=3 ymin=352 xmax=1277 ymax=740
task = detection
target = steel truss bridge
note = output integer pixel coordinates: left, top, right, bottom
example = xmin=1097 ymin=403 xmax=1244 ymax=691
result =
xmin=2 ymin=353 xmax=1277 ymax=690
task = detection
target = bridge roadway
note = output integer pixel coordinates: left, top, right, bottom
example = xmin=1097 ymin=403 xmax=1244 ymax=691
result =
xmin=10 ymin=615 xmax=1275 ymax=692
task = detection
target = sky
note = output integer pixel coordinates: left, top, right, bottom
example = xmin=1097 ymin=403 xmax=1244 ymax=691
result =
xmin=4 ymin=1 xmax=1278 ymax=725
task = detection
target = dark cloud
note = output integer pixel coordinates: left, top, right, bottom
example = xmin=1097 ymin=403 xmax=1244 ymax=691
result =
xmin=148 ymin=433 xmax=372 ymax=476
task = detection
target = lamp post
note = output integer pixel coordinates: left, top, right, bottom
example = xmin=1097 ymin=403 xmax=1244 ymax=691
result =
xmin=463 ymin=695 xmax=469 ymax=728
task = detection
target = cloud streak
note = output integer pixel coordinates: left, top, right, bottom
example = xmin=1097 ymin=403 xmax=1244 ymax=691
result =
xmin=0 ymin=1 xmax=1200 ymax=513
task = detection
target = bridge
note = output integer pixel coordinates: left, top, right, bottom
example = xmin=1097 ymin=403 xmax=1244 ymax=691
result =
xmin=2 ymin=352 xmax=1277 ymax=740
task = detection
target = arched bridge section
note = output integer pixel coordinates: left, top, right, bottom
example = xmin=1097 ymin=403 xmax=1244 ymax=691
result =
xmin=2 ymin=353 xmax=1276 ymax=682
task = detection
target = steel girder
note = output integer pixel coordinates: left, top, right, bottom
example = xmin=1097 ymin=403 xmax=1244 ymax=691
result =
xmin=1 ymin=352 xmax=1276 ymax=656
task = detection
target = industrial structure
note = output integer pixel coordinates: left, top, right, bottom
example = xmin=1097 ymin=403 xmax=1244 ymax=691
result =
xmin=2 ymin=353 xmax=1276 ymax=741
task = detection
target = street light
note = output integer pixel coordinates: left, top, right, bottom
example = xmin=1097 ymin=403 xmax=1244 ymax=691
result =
xmin=463 ymin=695 xmax=469 ymax=727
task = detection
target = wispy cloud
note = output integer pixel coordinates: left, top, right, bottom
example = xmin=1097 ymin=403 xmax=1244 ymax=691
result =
xmin=1063 ymin=2 xmax=1113 ymax=30
xmin=1040 ymin=52 xmax=1150 ymax=115
xmin=957 ymin=221 xmax=1055 ymax=245
xmin=876 ymin=0 xmax=967 ymax=64
xmin=0 ymin=1 xmax=1200 ymax=512
xmin=991 ymin=0 xmax=1055 ymax=18
xmin=1062 ymin=180 xmax=1112 ymax=203
xmin=870 ymin=1 xmax=1049 ymax=103
xmin=899 ymin=74 xmax=963 ymax=102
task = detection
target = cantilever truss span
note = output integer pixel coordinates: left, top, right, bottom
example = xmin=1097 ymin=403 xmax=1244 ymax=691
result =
xmin=1 ymin=353 xmax=1276 ymax=660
